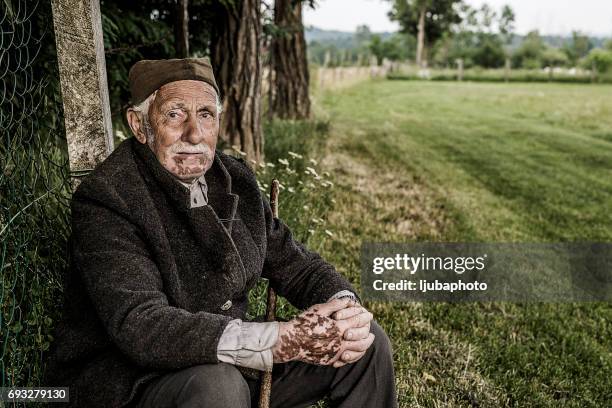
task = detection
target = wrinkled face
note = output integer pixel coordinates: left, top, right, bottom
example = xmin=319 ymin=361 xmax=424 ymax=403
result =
xmin=129 ymin=80 xmax=220 ymax=182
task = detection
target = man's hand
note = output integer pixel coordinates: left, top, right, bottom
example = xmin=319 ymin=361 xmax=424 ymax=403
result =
xmin=271 ymin=298 xmax=374 ymax=367
xmin=331 ymin=302 xmax=374 ymax=368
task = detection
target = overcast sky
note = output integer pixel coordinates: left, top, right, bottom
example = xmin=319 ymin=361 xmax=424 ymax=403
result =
xmin=303 ymin=0 xmax=612 ymax=36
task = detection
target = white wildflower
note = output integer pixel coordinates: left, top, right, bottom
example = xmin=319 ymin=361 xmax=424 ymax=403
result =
xmin=287 ymin=151 xmax=303 ymax=159
xmin=306 ymin=167 xmax=318 ymax=177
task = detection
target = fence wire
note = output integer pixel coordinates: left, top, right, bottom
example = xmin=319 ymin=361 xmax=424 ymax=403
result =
xmin=1 ymin=0 xmax=70 ymax=392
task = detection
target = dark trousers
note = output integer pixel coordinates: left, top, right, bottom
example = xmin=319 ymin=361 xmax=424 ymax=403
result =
xmin=134 ymin=322 xmax=397 ymax=408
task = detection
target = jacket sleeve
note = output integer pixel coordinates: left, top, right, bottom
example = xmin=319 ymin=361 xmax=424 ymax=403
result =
xmin=260 ymin=194 xmax=357 ymax=310
xmin=70 ymin=191 xmax=232 ymax=370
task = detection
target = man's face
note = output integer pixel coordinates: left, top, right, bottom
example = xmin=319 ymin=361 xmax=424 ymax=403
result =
xmin=133 ymin=80 xmax=220 ymax=182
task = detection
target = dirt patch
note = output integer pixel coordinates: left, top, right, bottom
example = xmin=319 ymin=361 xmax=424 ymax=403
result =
xmin=321 ymin=150 xmax=450 ymax=241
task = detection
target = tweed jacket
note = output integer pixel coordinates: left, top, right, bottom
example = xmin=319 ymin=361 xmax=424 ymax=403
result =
xmin=44 ymin=137 xmax=355 ymax=407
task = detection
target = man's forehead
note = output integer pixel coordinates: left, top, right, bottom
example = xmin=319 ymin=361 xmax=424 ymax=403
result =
xmin=160 ymin=98 xmax=216 ymax=109
xmin=155 ymin=80 xmax=217 ymax=106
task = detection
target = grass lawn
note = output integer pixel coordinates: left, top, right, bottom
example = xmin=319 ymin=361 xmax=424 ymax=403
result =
xmin=309 ymin=80 xmax=612 ymax=406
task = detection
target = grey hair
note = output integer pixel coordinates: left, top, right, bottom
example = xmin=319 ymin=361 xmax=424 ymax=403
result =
xmin=131 ymin=91 xmax=157 ymax=146
xmin=131 ymin=88 xmax=224 ymax=146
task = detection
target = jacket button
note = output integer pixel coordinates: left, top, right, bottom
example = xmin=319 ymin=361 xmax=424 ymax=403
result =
xmin=220 ymin=300 xmax=232 ymax=311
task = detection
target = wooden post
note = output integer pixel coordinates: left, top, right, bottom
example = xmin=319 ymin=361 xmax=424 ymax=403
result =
xmin=456 ymin=58 xmax=464 ymax=81
xmin=51 ymin=0 xmax=114 ymax=190
xmin=324 ymin=50 xmax=331 ymax=67
xmin=504 ymin=57 xmax=511 ymax=82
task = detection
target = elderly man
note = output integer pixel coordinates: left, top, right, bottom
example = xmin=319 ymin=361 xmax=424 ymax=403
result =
xmin=45 ymin=58 xmax=396 ymax=407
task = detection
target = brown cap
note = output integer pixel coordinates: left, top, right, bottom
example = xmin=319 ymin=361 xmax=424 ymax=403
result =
xmin=128 ymin=58 xmax=220 ymax=105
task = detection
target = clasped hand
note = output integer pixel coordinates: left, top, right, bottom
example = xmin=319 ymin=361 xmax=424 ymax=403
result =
xmin=272 ymin=297 xmax=374 ymax=367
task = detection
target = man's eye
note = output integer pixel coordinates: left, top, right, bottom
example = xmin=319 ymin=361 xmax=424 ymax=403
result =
xmin=200 ymin=111 xmax=212 ymax=118
xmin=168 ymin=111 xmax=181 ymax=119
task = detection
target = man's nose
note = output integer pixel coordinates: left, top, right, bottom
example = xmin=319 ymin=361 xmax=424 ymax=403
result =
xmin=182 ymin=113 xmax=204 ymax=144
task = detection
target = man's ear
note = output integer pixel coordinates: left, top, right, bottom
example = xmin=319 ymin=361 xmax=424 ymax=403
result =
xmin=126 ymin=108 xmax=147 ymax=144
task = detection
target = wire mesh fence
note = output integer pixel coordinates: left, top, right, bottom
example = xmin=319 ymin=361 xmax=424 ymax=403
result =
xmin=1 ymin=0 xmax=70 ymax=391
xmin=2 ymin=0 xmax=332 ymax=397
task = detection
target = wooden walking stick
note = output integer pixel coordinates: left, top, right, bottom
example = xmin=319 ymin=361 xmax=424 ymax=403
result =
xmin=259 ymin=179 xmax=279 ymax=408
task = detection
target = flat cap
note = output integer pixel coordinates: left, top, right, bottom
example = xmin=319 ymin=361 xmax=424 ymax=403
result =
xmin=128 ymin=58 xmax=220 ymax=105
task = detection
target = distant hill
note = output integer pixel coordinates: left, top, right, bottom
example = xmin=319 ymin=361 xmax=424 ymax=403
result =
xmin=305 ymin=25 xmax=393 ymax=49
xmin=305 ymin=26 xmax=355 ymax=43
xmin=306 ymin=25 xmax=609 ymax=50
xmin=541 ymin=35 xmax=608 ymax=49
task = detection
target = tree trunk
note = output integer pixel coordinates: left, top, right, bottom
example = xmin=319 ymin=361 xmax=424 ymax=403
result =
xmin=415 ymin=5 xmax=426 ymax=67
xmin=210 ymin=0 xmax=263 ymax=164
xmin=422 ymin=43 xmax=429 ymax=68
xmin=175 ymin=0 xmax=189 ymax=58
xmin=267 ymin=52 xmax=275 ymax=122
xmin=270 ymin=0 xmax=311 ymax=120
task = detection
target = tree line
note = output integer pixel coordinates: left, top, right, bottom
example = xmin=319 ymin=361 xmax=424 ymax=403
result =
xmin=307 ymin=1 xmax=612 ymax=74
xmin=388 ymin=0 xmax=612 ymax=71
